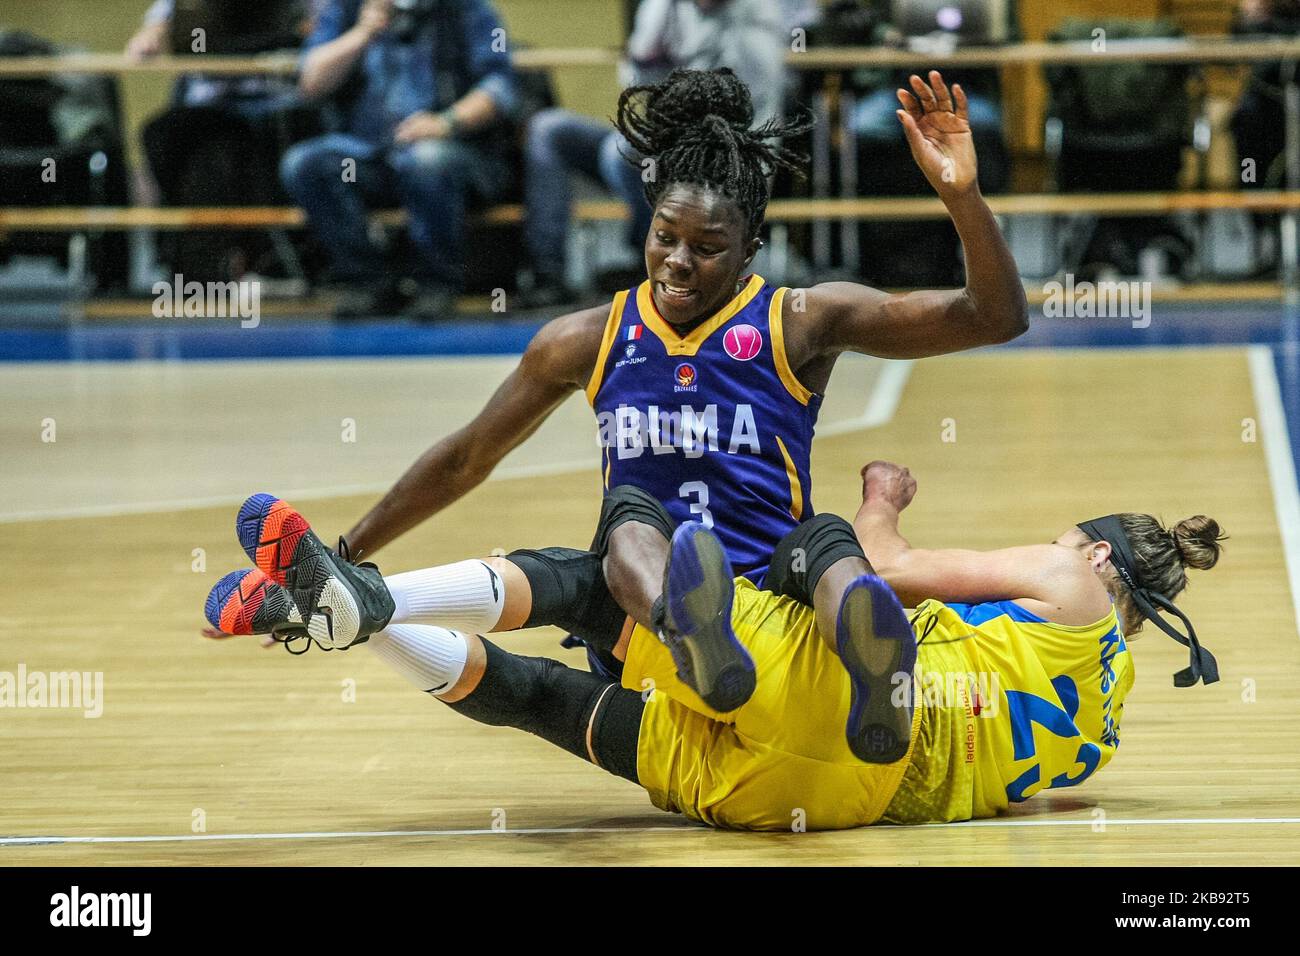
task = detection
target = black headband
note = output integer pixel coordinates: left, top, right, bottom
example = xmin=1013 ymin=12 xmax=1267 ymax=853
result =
xmin=1077 ymin=515 xmax=1219 ymax=687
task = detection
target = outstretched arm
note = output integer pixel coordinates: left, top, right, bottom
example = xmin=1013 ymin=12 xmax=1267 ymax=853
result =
xmin=799 ymin=72 xmax=1027 ymax=361
xmin=345 ymin=306 xmax=608 ymax=557
xmin=852 ymin=462 xmax=1107 ymax=623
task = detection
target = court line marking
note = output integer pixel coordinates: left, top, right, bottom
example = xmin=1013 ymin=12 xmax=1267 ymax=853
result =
xmin=1248 ymin=345 xmax=1300 ymax=636
xmin=816 ymin=359 xmax=914 ymax=437
xmin=4 ymin=815 xmax=1300 ymax=846
xmin=0 ymin=460 xmax=596 ymax=525
xmin=0 ymin=361 xmax=914 ymax=523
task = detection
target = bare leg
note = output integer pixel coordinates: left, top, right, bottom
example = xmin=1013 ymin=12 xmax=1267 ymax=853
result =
xmin=602 ymin=520 xmax=670 ymax=631
xmin=604 ymin=518 xmax=756 ymax=713
xmin=390 ymin=548 xmax=635 ymax=667
xmin=811 ymin=554 xmax=876 ymax=654
xmin=483 ymin=556 xmax=533 ymax=630
xmin=437 ymin=632 xmax=487 ymax=702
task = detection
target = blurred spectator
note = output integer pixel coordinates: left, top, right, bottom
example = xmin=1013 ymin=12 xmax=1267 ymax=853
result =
xmin=127 ymin=0 xmax=315 ymax=113
xmin=0 ymin=28 xmax=130 ymax=289
xmin=779 ymin=0 xmax=822 ymax=32
xmin=1231 ymin=0 xmax=1300 ymax=189
xmin=1046 ymin=17 xmax=1193 ymax=280
xmin=281 ymin=0 xmax=519 ymax=319
xmin=128 ymin=1 xmax=319 ymax=282
xmin=521 ymin=0 xmax=788 ymax=308
xmin=829 ymin=0 xmax=1014 ymax=286
xmin=850 ymin=0 xmax=1014 ymax=197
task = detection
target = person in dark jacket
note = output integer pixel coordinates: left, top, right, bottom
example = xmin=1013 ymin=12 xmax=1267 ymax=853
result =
xmin=280 ymin=0 xmax=519 ymax=318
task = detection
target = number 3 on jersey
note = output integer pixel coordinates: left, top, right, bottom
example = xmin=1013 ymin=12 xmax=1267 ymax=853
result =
xmin=679 ymin=481 xmax=714 ymax=528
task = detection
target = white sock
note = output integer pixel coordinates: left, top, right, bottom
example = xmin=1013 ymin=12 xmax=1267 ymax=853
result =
xmin=367 ymin=624 xmax=469 ymax=697
xmin=384 ymin=559 xmax=506 ymax=633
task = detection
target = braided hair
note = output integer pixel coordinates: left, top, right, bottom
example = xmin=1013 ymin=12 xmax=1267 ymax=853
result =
xmin=614 ymin=68 xmax=813 ymax=236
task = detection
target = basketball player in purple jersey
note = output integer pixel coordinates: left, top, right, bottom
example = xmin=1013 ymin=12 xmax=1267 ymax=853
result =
xmin=339 ymin=67 xmax=1028 ymax=674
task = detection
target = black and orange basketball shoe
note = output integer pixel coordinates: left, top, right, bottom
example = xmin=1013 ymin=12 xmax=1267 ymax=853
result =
xmin=228 ymin=493 xmax=395 ymax=651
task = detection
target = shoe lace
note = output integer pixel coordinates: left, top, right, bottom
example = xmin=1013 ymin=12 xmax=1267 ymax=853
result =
xmin=270 ymin=534 xmax=365 ymax=655
xmin=270 ymin=623 xmax=329 ymax=655
xmin=337 ymin=533 xmax=382 ymax=572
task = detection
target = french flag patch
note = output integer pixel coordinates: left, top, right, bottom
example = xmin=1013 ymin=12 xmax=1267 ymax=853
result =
xmin=625 ymin=325 xmax=643 ymax=341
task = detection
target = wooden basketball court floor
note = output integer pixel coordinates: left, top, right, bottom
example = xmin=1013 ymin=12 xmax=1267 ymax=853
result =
xmin=2 ymin=345 xmax=1299 ymax=866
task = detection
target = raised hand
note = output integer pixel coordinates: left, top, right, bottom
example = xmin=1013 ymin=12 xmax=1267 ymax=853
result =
xmin=895 ymin=70 xmax=979 ymax=199
xmin=861 ymin=460 xmax=917 ymax=512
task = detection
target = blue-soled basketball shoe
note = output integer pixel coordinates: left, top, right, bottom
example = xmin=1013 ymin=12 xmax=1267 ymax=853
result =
xmin=835 ymin=574 xmax=916 ymax=764
xmin=233 ymin=493 xmax=394 ymax=651
xmin=204 ymin=569 xmax=314 ymax=651
xmin=658 ymin=521 xmax=755 ymax=713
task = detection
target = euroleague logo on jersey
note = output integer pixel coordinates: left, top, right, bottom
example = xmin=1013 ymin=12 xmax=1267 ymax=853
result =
xmin=674 ymin=363 xmax=698 ymax=392
xmin=723 ymin=324 xmax=763 ymax=361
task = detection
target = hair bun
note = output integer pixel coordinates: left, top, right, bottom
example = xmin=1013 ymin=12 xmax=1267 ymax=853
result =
xmin=667 ymin=68 xmax=754 ymax=128
xmin=1171 ymin=516 xmax=1226 ymax=571
xmin=624 ymin=70 xmax=757 ymax=157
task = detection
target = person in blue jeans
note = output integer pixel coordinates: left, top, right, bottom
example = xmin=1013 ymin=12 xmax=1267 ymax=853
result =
xmin=849 ymin=0 xmax=1014 ymax=198
xmin=521 ymin=0 xmax=788 ymax=308
xmin=280 ymin=0 xmax=518 ymax=319
xmin=847 ymin=1 xmax=1013 ymax=286
xmin=521 ymin=110 xmax=652 ymax=308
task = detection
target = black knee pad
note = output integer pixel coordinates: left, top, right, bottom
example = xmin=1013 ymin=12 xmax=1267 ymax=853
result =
xmin=590 ymin=484 xmax=675 ymax=557
xmin=765 ymin=513 xmax=868 ymax=606
xmin=506 ymin=547 xmax=628 ymax=658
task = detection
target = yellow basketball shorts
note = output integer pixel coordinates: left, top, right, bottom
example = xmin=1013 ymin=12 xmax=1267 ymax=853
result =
xmin=621 ymin=578 xmax=923 ymax=831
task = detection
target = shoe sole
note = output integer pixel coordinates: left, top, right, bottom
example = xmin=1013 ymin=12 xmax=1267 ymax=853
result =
xmin=836 ymin=575 xmax=916 ymax=764
xmin=205 ymin=568 xmax=299 ymax=636
xmin=237 ymin=493 xmax=313 ymax=587
xmin=237 ymin=494 xmax=362 ymax=647
xmin=663 ymin=523 xmax=755 ymax=713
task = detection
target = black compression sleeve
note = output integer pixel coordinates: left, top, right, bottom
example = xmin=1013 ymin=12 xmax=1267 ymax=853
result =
xmin=444 ymin=638 xmax=644 ymax=783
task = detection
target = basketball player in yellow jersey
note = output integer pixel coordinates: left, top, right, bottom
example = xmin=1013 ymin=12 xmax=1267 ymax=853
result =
xmin=848 ymin=461 xmax=1223 ymax=823
xmin=207 ymin=467 xmax=1224 ymax=831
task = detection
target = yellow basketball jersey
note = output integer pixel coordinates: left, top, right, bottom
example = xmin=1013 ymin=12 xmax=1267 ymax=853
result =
xmin=886 ymin=599 xmax=1135 ymax=823
xmin=623 ymin=584 xmax=1133 ymax=830
xmin=623 ymin=579 xmax=920 ymax=831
